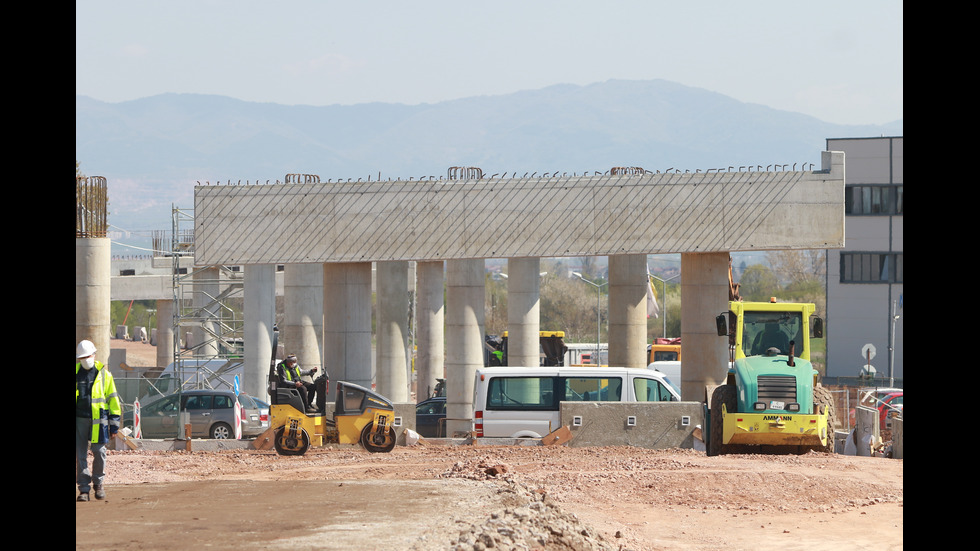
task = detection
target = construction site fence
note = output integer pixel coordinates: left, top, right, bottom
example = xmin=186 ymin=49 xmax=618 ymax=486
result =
xmin=824 ymin=378 xmax=903 ymax=433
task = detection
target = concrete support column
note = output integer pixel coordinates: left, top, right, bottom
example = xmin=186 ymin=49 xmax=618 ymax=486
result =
xmin=608 ymin=254 xmax=648 ymax=369
xmin=416 ymin=261 xmax=445 ymax=400
xmin=377 ymin=261 xmax=409 ymax=402
xmin=507 ymin=257 xmax=541 ymax=367
xmin=192 ymin=266 xmax=220 ymax=357
xmin=680 ymin=252 xmax=731 ymax=401
xmin=445 ymin=259 xmax=485 ymax=436
xmin=244 ymin=265 xmax=276 ymax=401
xmin=76 ymin=237 xmax=111 ymax=365
xmin=283 ymin=263 xmax=323 ymax=373
xmin=323 ymin=262 xmax=373 ymax=389
xmin=155 ymin=299 xmax=175 ymax=369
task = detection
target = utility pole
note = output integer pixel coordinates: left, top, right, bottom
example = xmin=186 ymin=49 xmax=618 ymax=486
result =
xmin=889 ymin=297 xmax=900 ymax=387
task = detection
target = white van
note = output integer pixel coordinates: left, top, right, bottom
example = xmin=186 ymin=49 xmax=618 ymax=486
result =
xmin=473 ymin=366 xmax=681 ymax=438
xmin=646 ymin=361 xmax=681 ymax=394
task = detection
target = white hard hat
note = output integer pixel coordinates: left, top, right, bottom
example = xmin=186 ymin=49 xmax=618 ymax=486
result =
xmin=76 ymin=339 xmax=97 ymax=358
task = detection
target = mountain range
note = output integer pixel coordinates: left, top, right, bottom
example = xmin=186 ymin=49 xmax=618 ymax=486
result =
xmin=75 ymin=78 xmax=902 ymax=240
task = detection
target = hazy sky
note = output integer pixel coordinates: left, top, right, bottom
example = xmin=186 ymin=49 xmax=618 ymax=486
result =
xmin=76 ymin=1 xmax=902 ymax=125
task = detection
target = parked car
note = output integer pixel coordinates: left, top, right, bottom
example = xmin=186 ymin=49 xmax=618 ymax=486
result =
xmin=877 ymin=392 xmax=903 ymax=430
xmin=124 ymin=389 xmax=269 ymax=439
xmin=238 ymin=393 xmax=271 ymax=436
xmin=848 ymin=388 xmax=903 ymax=430
xmin=415 ymin=396 xmax=447 ymax=438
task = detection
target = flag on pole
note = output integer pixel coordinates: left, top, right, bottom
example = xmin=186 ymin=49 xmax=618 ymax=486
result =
xmin=646 ymin=265 xmax=660 ymax=319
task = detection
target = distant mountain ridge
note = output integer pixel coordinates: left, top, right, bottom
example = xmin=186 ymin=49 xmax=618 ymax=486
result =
xmin=75 ymin=79 xmax=902 ymax=233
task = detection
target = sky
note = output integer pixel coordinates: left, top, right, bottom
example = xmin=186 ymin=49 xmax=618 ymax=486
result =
xmin=76 ymin=1 xmax=903 ymax=126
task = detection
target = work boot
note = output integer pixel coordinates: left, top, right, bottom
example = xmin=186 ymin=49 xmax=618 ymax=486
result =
xmin=77 ymin=492 xmax=90 ymax=502
xmin=94 ymin=486 xmax=106 ymax=500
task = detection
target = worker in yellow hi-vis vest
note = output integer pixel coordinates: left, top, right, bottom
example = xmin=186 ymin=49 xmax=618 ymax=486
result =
xmin=75 ymin=340 xmax=122 ymax=502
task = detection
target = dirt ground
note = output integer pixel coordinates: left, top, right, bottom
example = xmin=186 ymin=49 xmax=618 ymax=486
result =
xmin=76 ymin=445 xmax=902 ymax=550
xmin=81 ymin=340 xmax=902 ymax=550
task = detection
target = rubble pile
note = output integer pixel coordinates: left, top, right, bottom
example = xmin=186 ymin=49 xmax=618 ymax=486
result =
xmin=432 ymin=456 xmax=621 ymax=551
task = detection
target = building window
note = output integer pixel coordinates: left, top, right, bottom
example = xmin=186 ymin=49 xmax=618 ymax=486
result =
xmin=845 ymin=185 xmax=903 ymax=215
xmin=840 ymin=252 xmax=903 ymax=283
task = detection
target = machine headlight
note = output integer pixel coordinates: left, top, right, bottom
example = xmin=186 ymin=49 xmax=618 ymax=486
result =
xmin=753 ymin=402 xmax=767 ymax=411
xmin=787 ymin=403 xmax=801 ymax=412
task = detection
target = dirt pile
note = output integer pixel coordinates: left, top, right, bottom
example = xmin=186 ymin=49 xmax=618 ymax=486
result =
xmin=434 ymin=456 xmax=618 ymax=550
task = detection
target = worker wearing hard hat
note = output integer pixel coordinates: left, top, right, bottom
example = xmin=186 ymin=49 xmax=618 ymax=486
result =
xmin=75 ymin=340 xmax=122 ymax=502
xmin=277 ymin=353 xmax=319 ymax=412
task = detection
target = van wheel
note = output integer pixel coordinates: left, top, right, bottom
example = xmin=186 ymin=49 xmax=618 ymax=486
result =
xmin=210 ymin=422 xmax=232 ymax=439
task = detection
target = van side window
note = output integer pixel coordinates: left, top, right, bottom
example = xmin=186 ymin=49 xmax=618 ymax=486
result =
xmin=147 ymin=395 xmax=178 ymax=414
xmin=562 ymin=377 xmax=622 ymax=401
xmin=184 ymin=395 xmax=213 ymax=410
xmin=487 ymin=377 xmax=555 ymax=410
xmin=213 ymin=395 xmax=233 ymax=409
xmin=633 ymin=378 xmax=672 ymax=402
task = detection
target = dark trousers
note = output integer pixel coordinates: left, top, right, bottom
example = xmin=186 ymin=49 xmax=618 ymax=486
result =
xmin=296 ymin=381 xmax=315 ymax=408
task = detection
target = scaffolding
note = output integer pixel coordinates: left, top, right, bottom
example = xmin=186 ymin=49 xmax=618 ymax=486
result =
xmin=169 ymin=206 xmax=246 ymax=394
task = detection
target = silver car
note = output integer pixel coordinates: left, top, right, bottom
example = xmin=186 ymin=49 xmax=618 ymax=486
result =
xmin=128 ymin=389 xmax=268 ymax=439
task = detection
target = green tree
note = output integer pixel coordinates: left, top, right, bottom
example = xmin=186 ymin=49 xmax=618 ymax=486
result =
xmin=766 ymin=250 xmax=825 ymax=288
xmin=110 ymin=300 xmax=158 ymax=338
xmin=766 ymin=250 xmax=826 ymax=313
xmin=647 ymin=281 xmax=681 ymax=341
xmin=540 ymin=274 xmax=604 ymax=344
xmin=738 ymin=264 xmax=780 ymax=301
xmin=485 ymin=273 xmax=508 ymax=335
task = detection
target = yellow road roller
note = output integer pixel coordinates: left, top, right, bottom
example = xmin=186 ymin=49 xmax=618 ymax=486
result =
xmin=267 ymin=331 xmax=396 ymax=455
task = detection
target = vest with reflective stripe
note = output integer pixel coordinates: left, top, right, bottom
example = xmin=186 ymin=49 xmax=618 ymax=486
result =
xmin=75 ymin=361 xmax=123 ymax=444
xmin=282 ymin=362 xmax=302 ymax=382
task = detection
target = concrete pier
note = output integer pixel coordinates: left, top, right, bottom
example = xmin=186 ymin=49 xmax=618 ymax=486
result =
xmin=507 ymin=257 xmax=541 ymax=367
xmin=155 ymin=299 xmax=175 ymax=369
xmin=283 ymin=263 xmax=324 ymax=374
xmin=323 ymin=262 xmax=373 ymax=389
xmin=76 ymin=237 xmax=111 ymax=364
xmin=244 ymin=264 xmax=276 ymax=400
xmin=192 ymin=266 xmax=220 ymax=357
xmin=679 ymin=252 xmax=731 ymax=401
xmin=445 ymin=259 xmax=485 ymax=436
xmin=608 ymin=254 xmax=649 ymax=369
xmin=415 ymin=261 xmax=445 ymax=400
xmin=377 ymin=261 xmax=410 ymax=402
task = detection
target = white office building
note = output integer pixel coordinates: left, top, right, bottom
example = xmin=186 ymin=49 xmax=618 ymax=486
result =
xmin=825 ymin=136 xmax=903 ymax=384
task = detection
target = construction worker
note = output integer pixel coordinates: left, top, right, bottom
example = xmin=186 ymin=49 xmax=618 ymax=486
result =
xmin=276 ymin=354 xmax=318 ymax=411
xmin=75 ymin=340 xmax=122 ymax=502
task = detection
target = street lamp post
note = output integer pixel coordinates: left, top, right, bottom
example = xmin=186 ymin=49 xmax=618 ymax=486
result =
xmin=648 ymin=273 xmax=680 ymax=338
xmin=572 ymin=272 xmax=607 ymax=365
